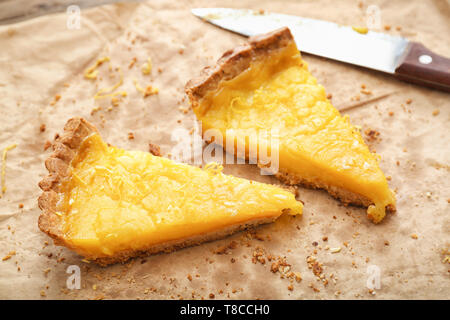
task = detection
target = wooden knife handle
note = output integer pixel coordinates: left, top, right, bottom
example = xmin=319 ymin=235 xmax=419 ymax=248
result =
xmin=395 ymin=42 xmax=450 ymax=92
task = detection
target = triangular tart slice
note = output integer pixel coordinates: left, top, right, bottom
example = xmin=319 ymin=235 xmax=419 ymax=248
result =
xmin=38 ymin=118 xmax=302 ymax=265
xmin=186 ymin=27 xmax=395 ymax=223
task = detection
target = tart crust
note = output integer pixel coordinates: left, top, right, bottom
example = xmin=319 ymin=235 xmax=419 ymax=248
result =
xmin=38 ymin=118 xmax=280 ymax=265
xmin=185 ymin=27 xmax=396 ymax=215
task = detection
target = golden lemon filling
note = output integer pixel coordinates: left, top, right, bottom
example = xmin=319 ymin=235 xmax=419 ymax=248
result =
xmin=194 ymin=41 xmax=395 ymax=223
xmin=58 ymin=133 xmax=302 ymax=258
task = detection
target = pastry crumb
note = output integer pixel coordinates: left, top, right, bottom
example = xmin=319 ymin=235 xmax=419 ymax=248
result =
xmin=148 ymin=143 xmax=161 ymax=156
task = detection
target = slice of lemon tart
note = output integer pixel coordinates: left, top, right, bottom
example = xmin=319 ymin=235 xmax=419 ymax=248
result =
xmin=186 ymin=27 xmax=395 ymax=223
xmin=38 ymin=118 xmax=302 ymax=265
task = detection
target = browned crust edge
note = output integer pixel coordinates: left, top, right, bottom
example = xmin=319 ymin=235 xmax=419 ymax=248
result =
xmin=185 ymin=27 xmax=396 ymax=220
xmin=93 ymin=217 xmax=276 ymax=266
xmin=185 ymin=27 xmax=294 ymax=106
xmin=272 ymin=167 xmax=396 ymax=216
xmin=38 ymin=117 xmax=98 ymax=246
xmin=37 ymin=118 xmax=285 ymax=265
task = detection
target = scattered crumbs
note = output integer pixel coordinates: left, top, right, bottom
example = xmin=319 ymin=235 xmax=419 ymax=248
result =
xmin=187 ymin=274 xmax=192 ymax=281
xmin=326 ymin=93 xmax=332 ymax=99
xmin=384 ymin=240 xmax=390 ymax=246
xmin=287 ymin=284 xmax=294 ymax=291
xmin=214 ymin=240 xmax=238 ymax=255
xmin=364 ymin=128 xmax=380 ymax=142
xmin=144 ymin=85 xmax=159 ymax=97
xmin=384 ymin=25 xmax=391 ymax=31
xmin=406 ymin=99 xmax=412 ymax=104
xmin=432 ymin=109 xmax=440 ymax=116
xmin=322 ymin=236 xmax=328 ymax=242
xmin=18 ymin=203 xmax=24 ymax=209
xmin=49 ymin=94 xmax=61 ymax=106
xmin=411 ymin=234 xmax=418 ymax=240
xmin=128 ymin=132 xmax=134 ymax=140
xmin=396 ymin=26 xmax=402 ymax=31
xmin=308 ymin=283 xmax=320 ymax=292
xmin=388 ymin=111 xmax=394 ymax=117
xmin=40 ymin=290 xmax=46 ymax=297
xmin=306 ymin=256 xmax=323 ymax=278
xmin=209 ymin=293 xmax=215 ymax=299
xmin=40 ymin=124 xmax=46 ymax=132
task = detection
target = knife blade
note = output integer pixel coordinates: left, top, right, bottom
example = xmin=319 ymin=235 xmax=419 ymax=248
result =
xmin=192 ymin=8 xmax=450 ymax=92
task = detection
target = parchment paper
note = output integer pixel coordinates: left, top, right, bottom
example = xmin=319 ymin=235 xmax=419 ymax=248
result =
xmin=0 ymin=0 xmax=449 ymax=300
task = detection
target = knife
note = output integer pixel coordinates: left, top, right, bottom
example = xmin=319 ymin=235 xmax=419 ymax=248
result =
xmin=192 ymin=8 xmax=450 ymax=92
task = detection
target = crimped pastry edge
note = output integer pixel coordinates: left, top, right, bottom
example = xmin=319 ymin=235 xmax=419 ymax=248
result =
xmin=38 ymin=117 xmax=98 ymax=247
